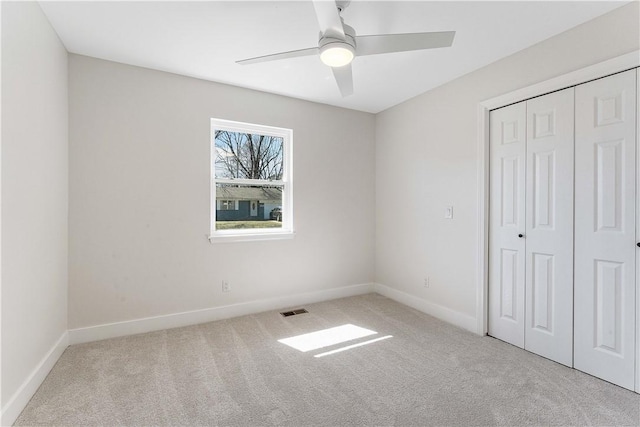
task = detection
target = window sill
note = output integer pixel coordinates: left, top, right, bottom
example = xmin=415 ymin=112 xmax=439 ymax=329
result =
xmin=208 ymin=230 xmax=295 ymax=243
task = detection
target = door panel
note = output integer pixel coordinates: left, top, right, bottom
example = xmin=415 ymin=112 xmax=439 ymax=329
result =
xmin=574 ymin=69 xmax=636 ymax=390
xmin=531 ymin=252 xmax=553 ymax=332
xmin=524 ymin=87 xmax=574 ymax=367
xmin=489 ymin=102 xmax=526 ymax=348
xmin=594 ymin=260 xmax=623 ymax=354
xmin=532 ymin=150 xmax=554 ymax=229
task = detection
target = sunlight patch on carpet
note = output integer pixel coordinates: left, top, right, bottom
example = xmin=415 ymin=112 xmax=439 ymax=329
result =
xmin=314 ymin=335 xmax=393 ymax=358
xmin=278 ymin=324 xmax=377 ymax=352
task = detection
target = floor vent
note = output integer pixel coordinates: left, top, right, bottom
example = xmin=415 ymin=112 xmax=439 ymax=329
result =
xmin=280 ymin=308 xmax=308 ymax=317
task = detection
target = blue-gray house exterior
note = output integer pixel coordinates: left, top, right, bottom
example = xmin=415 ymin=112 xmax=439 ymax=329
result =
xmin=216 ymin=186 xmax=282 ymax=221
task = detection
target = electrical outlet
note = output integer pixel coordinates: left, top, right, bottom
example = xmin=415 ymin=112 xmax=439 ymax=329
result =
xmin=444 ymin=206 xmax=454 ymax=219
xmin=424 ymin=277 xmax=430 ymax=288
xmin=222 ymin=280 xmax=230 ymax=293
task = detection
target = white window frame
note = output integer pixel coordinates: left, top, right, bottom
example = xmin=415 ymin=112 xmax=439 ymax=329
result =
xmin=209 ymin=118 xmax=294 ymax=243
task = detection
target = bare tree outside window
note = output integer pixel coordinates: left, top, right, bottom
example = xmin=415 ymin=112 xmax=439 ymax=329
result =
xmin=214 ymin=131 xmax=283 ymax=180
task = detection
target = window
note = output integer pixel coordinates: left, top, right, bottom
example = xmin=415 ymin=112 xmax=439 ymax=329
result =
xmin=217 ymin=200 xmax=237 ymax=211
xmin=210 ymin=118 xmax=293 ymax=242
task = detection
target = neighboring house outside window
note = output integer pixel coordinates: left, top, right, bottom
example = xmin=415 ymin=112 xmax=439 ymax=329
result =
xmin=210 ymin=118 xmax=293 ymax=242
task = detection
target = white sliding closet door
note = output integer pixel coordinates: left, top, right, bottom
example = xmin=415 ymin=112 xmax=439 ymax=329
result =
xmin=489 ymin=102 xmax=526 ymax=348
xmin=636 ymin=67 xmax=640 ymax=394
xmin=574 ymin=69 xmax=637 ymax=390
xmin=524 ymin=88 xmax=575 ymax=367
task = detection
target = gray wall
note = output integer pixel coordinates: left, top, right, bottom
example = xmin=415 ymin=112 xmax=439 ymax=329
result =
xmin=375 ymin=2 xmax=640 ymax=319
xmin=1 ymin=1 xmax=68 ymax=408
xmin=68 ymin=55 xmax=375 ymax=329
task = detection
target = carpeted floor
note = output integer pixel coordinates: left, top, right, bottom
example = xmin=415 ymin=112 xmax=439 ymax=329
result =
xmin=15 ymin=294 xmax=640 ymax=426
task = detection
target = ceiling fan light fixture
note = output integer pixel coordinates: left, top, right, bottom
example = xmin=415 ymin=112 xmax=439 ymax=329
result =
xmin=319 ymin=41 xmax=355 ymax=67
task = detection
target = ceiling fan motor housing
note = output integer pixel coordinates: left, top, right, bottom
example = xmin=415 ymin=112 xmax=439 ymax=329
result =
xmin=319 ymin=35 xmax=355 ymax=53
xmin=318 ymin=22 xmax=356 ymax=67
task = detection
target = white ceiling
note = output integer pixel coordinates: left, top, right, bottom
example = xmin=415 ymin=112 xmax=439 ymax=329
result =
xmin=40 ymin=1 xmax=627 ymax=113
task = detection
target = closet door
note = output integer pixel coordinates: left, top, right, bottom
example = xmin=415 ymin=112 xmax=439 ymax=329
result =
xmin=524 ymin=88 xmax=574 ymax=367
xmin=489 ymin=102 xmax=526 ymax=348
xmin=636 ymin=67 xmax=640 ymax=394
xmin=574 ymin=69 xmax=637 ymax=390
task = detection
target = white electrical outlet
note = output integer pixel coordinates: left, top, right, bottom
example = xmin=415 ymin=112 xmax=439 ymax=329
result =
xmin=424 ymin=277 xmax=430 ymax=288
xmin=444 ymin=206 xmax=453 ymax=219
xmin=222 ymin=280 xmax=230 ymax=293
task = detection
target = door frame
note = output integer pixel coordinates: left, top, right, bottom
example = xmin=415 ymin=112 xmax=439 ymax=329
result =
xmin=475 ymin=51 xmax=640 ymax=339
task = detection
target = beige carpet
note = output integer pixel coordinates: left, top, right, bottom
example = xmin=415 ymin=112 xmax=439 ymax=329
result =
xmin=15 ymin=294 xmax=640 ymax=426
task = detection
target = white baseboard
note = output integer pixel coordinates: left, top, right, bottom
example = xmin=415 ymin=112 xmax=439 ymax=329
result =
xmin=373 ymin=282 xmax=477 ymax=333
xmin=69 ymin=283 xmax=375 ymax=345
xmin=0 ymin=282 xmax=473 ymax=425
xmin=1 ymin=331 xmax=69 ymax=426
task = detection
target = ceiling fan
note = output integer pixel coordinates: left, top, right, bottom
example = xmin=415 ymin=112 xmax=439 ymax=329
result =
xmin=237 ymin=0 xmax=456 ymax=97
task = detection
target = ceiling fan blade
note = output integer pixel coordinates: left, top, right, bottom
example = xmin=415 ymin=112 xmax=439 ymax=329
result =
xmin=332 ymin=63 xmax=353 ymax=97
xmin=237 ymin=47 xmax=319 ymax=65
xmin=312 ymin=0 xmax=345 ymax=39
xmin=355 ymin=31 xmax=455 ymax=56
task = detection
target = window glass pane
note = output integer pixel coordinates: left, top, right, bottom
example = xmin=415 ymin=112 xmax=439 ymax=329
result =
xmin=215 ymin=183 xmax=283 ymax=230
xmin=219 ymin=200 xmax=236 ymax=211
xmin=214 ymin=131 xmax=283 ymax=180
